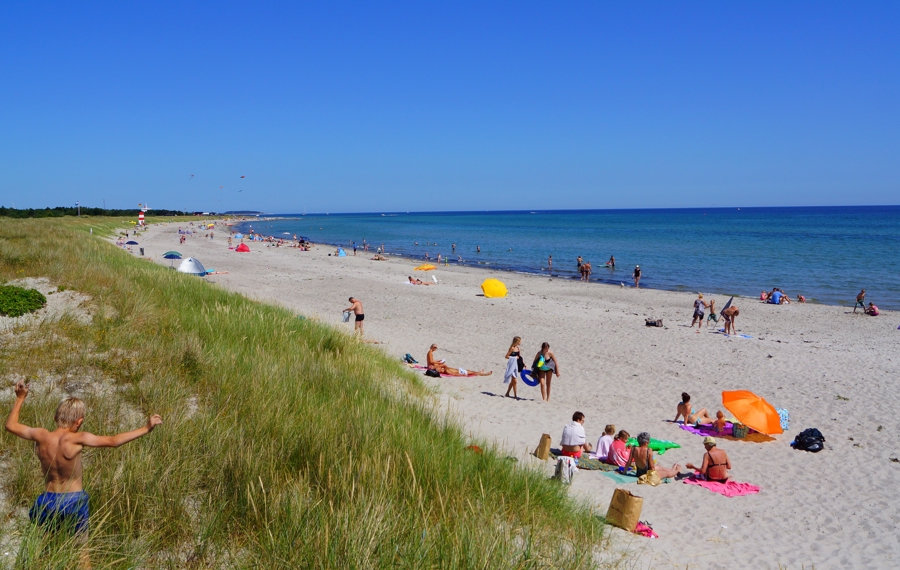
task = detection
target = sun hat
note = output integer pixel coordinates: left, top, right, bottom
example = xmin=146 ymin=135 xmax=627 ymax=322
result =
xmin=703 ymin=436 xmax=717 ymax=446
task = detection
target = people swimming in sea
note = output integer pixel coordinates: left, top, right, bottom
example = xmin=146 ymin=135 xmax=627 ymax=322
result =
xmin=607 ymin=255 xmax=615 ymax=267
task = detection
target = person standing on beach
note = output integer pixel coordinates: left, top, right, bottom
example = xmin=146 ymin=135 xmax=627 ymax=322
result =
xmin=722 ymin=305 xmax=740 ymax=335
xmin=548 ymin=255 xmax=553 ymax=274
xmin=532 ymin=342 xmax=559 ymax=402
xmin=854 ymin=289 xmax=866 ymax=313
xmin=344 ymin=297 xmax=365 ymax=336
xmin=5 ymin=382 xmax=162 ymax=566
xmin=504 ymin=336 xmax=524 ymax=399
xmin=691 ymin=294 xmax=708 ymax=330
xmin=633 ymin=265 xmax=641 ymax=288
xmin=576 ymin=256 xmax=583 ymax=270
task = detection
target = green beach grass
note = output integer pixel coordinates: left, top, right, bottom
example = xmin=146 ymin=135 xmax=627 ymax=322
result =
xmin=0 ymin=217 xmax=614 ymax=569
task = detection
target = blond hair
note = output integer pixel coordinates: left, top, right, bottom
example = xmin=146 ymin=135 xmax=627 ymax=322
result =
xmin=55 ymin=398 xmax=85 ymax=428
xmin=509 ymin=336 xmax=522 ymax=350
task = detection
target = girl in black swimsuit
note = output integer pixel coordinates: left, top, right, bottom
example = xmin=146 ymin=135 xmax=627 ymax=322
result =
xmin=504 ymin=336 xmax=524 ymax=399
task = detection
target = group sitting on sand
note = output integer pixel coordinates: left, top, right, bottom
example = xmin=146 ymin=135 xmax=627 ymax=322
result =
xmin=427 ymin=344 xmax=492 ymax=377
xmin=561 ymin=412 xmax=731 ymax=482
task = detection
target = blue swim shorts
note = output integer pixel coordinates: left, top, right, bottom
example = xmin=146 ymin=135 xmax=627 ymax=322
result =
xmin=29 ymin=491 xmax=89 ymax=534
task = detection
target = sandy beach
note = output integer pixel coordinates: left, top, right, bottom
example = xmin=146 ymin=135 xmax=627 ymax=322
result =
xmin=134 ymin=222 xmax=899 ymax=569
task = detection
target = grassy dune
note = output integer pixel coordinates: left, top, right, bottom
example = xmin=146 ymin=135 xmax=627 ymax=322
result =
xmin=0 ymin=218 xmax=611 ymax=569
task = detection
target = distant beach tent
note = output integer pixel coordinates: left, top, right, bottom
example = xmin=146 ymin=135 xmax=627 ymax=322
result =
xmin=176 ymin=257 xmax=207 ymax=276
xmin=415 ymin=264 xmax=437 ymax=271
xmin=481 ymin=278 xmax=507 ymax=298
xmin=722 ymin=390 xmax=783 ymax=436
xmin=234 ymin=233 xmax=244 ymax=239
xmin=126 ymin=240 xmax=139 ymax=245
xmin=235 ymin=243 xmax=250 ymax=252
xmin=337 ymin=248 xmax=347 ymax=257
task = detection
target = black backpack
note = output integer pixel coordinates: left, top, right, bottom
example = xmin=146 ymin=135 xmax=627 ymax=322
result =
xmin=792 ymin=428 xmax=825 ymax=452
xmin=424 ymin=368 xmax=441 ymax=378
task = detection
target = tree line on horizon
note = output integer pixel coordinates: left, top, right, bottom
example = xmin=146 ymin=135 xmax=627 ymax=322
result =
xmin=0 ymin=206 xmax=191 ymax=218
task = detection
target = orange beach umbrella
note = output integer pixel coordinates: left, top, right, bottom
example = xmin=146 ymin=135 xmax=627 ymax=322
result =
xmin=722 ymin=390 xmax=783 ymax=435
xmin=415 ymin=264 xmax=437 ymax=271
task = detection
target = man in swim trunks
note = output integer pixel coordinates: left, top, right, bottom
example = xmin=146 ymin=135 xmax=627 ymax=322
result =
xmin=686 ymin=437 xmax=731 ymax=483
xmin=5 ymin=382 xmax=162 ymax=563
xmin=344 ymin=297 xmax=364 ymax=336
xmin=854 ymin=289 xmax=866 ymax=313
xmin=560 ymin=412 xmax=593 ymax=458
xmin=722 ymin=305 xmax=740 ymax=335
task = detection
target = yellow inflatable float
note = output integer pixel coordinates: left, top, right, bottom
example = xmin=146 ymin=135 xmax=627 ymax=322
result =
xmin=481 ymin=278 xmax=507 ymax=298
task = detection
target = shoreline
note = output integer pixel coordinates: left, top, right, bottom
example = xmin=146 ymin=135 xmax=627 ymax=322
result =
xmin=232 ymin=218 xmax=884 ymax=311
xmin=136 ymin=220 xmax=899 ymax=568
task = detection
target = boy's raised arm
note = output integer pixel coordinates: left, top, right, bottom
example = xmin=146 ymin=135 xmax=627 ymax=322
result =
xmin=76 ymin=415 xmax=162 ymax=448
xmin=5 ymin=382 xmax=41 ymax=440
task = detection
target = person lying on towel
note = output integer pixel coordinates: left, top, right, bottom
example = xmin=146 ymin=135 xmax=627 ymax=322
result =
xmin=686 ymin=437 xmax=732 ymax=483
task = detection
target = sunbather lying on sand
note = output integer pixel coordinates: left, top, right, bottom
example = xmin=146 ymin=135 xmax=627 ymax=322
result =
xmin=408 ymin=276 xmax=433 ymax=285
xmin=426 ymin=344 xmax=491 ymax=376
xmin=674 ymin=392 xmax=717 ymax=426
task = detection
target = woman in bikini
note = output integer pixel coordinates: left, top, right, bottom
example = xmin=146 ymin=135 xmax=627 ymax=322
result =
xmin=504 ymin=336 xmax=524 ymax=399
xmin=532 ymin=342 xmax=559 ymax=402
xmin=674 ymin=392 xmax=716 ymax=426
xmin=626 ymin=432 xmax=680 ymax=479
xmin=686 ymin=437 xmax=731 ymax=482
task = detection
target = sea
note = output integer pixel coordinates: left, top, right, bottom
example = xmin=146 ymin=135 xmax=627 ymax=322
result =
xmin=234 ymin=206 xmax=900 ymax=310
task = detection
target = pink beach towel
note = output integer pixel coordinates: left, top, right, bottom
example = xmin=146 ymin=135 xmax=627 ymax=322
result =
xmin=683 ymin=477 xmax=760 ymax=497
xmin=413 ymin=364 xmax=455 ymax=378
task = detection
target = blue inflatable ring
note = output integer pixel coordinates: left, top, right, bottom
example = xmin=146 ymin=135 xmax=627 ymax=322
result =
xmin=521 ymin=368 xmax=540 ymax=387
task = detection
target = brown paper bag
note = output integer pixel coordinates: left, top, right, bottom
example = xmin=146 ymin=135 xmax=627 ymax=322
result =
xmin=606 ymin=488 xmax=643 ymax=532
xmin=534 ymin=433 xmax=552 ymax=460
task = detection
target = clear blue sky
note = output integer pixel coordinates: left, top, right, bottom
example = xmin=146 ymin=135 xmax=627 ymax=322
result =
xmin=2 ymin=2 xmax=898 ymax=213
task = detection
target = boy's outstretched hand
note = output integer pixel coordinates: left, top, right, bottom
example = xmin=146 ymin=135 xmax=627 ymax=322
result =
xmin=147 ymin=415 xmax=163 ymax=431
xmin=14 ymin=382 xmax=29 ymax=399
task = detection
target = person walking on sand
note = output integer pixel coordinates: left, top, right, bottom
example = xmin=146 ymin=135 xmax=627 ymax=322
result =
xmin=504 ymin=336 xmax=524 ymax=399
xmin=633 ymin=265 xmax=641 ymax=288
xmin=691 ymin=294 xmax=708 ymax=331
xmin=854 ymin=289 xmax=866 ymax=313
xmin=5 ymin=382 xmax=162 ymax=567
xmin=344 ymin=297 xmax=365 ymax=336
xmin=532 ymin=342 xmax=559 ymax=402
xmin=686 ymin=437 xmax=731 ymax=482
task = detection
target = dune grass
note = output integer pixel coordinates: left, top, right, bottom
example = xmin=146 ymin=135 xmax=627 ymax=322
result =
xmin=0 ymin=217 xmax=612 ymax=569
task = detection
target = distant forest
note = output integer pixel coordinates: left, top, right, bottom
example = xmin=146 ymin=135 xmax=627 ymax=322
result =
xmin=0 ymin=206 xmax=191 ymax=218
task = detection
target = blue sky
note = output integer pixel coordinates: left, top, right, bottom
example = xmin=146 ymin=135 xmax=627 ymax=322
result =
xmin=1 ymin=2 xmax=898 ymax=213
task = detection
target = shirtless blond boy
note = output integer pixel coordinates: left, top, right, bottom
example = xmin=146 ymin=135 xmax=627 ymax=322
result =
xmin=5 ymin=382 xmax=162 ymax=542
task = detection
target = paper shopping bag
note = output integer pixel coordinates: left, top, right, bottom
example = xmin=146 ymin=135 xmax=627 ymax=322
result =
xmin=534 ymin=434 xmax=552 ymax=460
xmin=606 ymin=488 xmax=643 ymax=532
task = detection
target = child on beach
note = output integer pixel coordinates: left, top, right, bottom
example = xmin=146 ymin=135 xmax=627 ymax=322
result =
xmin=713 ymin=411 xmax=728 ymax=434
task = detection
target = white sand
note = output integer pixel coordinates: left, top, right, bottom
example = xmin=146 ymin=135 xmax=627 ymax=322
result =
xmin=134 ymin=222 xmax=900 ymax=569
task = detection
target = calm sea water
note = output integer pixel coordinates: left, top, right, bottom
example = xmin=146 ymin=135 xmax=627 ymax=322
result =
xmin=235 ymin=206 xmax=900 ymax=310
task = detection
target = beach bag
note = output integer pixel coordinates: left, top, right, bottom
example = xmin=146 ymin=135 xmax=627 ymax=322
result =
xmin=534 ymin=434 xmax=552 ymax=460
xmin=637 ymin=470 xmax=661 ymax=486
xmin=731 ymin=423 xmax=749 ymax=439
xmin=424 ymin=369 xmax=441 ymax=378
xmin=553 ymin=456 xmax=577 ymax=484
xmin=645 ymin=318 xmax=663 ymax=327
xmin=606 ymin=488 xmax=643 ymax=532
xmin=792 ymin=428 xmax=825 ymax=452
